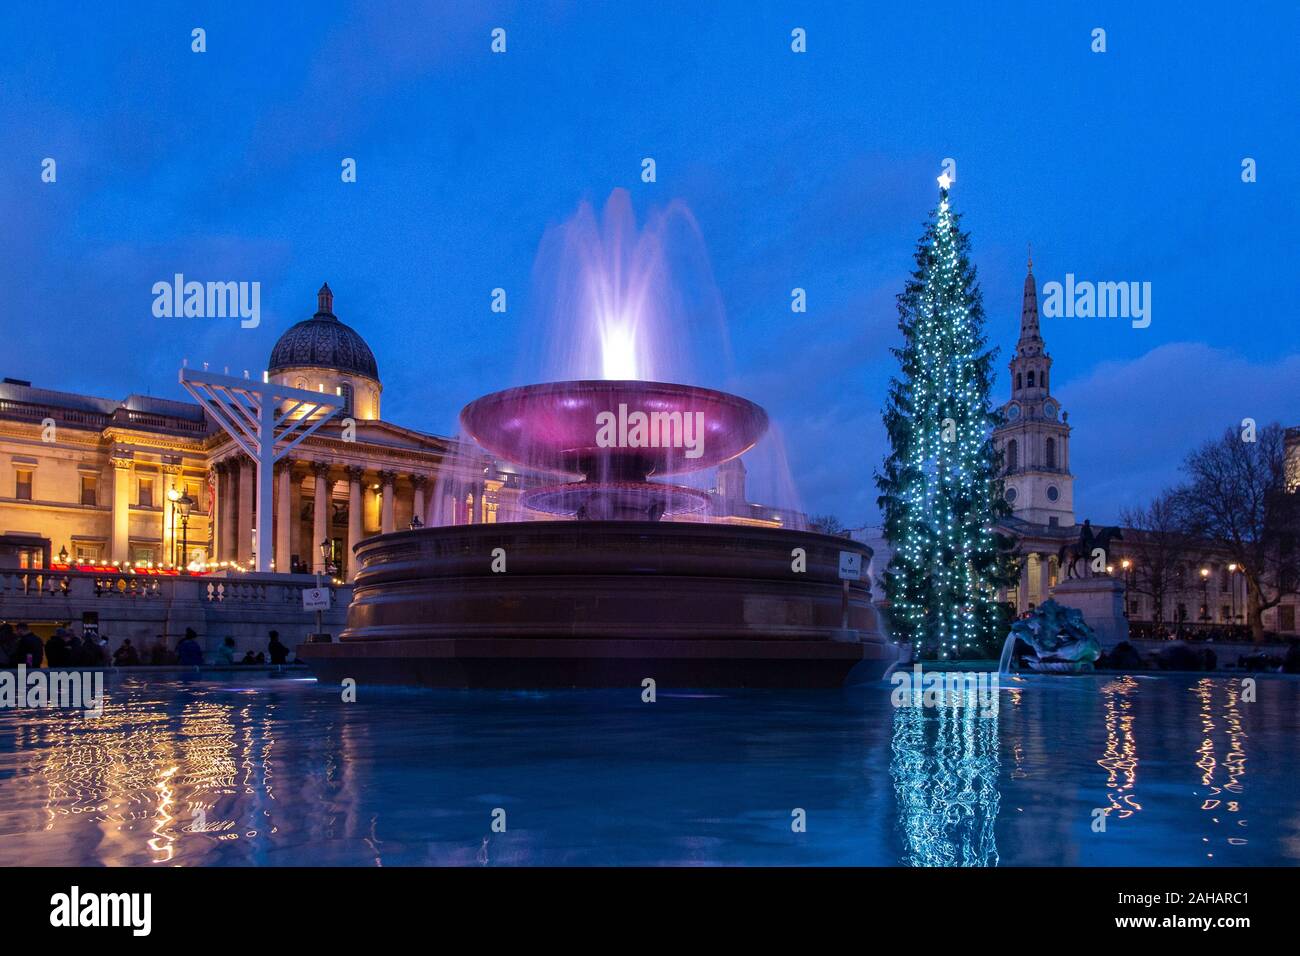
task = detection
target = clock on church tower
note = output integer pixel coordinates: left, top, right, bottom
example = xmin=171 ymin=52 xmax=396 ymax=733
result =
xmin=993 ymin=253 xmax=1075 ymax=528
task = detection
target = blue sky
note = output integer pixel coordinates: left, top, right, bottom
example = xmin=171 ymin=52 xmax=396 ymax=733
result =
xmin=2 ymin=1 xmax=1297 ymax=525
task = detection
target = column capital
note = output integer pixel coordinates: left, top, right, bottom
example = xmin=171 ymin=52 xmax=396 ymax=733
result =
xmin=311 ymin=460 xmax=332 ymax=478
xmin=345 ymin=465 xmax=366 ymax=482
xmin=379 ymin=469 xmax=398 ymax=487
xmin=112 ymin=454 xmax=134 ymax=470
xmin=410 ymin=473 xmax=429 ymax=489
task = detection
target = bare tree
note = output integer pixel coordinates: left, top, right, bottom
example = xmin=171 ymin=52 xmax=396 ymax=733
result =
xmin=809 ymin=514 xmax=849 ymax=537
xmin=1174 ymin=422 xmax=1299 ymax=641
xmin=1120 ymin=491 xmax=1207 ymax=628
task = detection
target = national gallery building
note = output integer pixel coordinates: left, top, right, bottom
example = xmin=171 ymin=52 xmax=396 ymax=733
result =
xmin=0 ymin=285 xmax=798 ymax=581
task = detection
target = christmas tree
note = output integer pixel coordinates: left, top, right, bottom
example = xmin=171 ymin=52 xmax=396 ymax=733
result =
xmin=875 ymin=175 xmax=1013 ymax=659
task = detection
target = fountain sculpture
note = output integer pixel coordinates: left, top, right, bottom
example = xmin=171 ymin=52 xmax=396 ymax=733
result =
xmin=298 ymin=192 xmax=897 ymax=688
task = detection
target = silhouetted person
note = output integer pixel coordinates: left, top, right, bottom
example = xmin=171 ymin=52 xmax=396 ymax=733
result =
xmin=215 ymin=637 xmax=236 ymax=665
xmin=267 ymin=630 xmax=289 ymax=665
xmin=0 ymin=623 xmax=19 ymax=667
xmin=65 ymin=630 xmax=85 ymax=664
xmin=240 ymin=651 xmax=258 ymax=664
xmin=15 ymin=624 xmax=44 ymax=667
xmin=44 ymin=628 xmax=71 ymax=666
xmin=80 ymin=634 xmax=106 ymax=666
xmin=176 ymin=629 xmax=203 ymax=666
xmin=113 ymin=638 xmax=140 ymax=667
xmin=1284 ymin=641 xmax=1300 ymax=675
xmin=255 ymin=652 xmax=266 ymax=664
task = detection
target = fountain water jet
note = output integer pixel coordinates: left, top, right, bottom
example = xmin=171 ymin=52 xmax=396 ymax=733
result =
xmin=298 ymin=192 xmax=896 ymax=687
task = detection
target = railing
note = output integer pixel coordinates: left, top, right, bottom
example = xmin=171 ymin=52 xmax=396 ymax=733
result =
xmin=0 ymin=570 xmax=334 ymax=606
xmin=1128 ymin=620 xmax=1278 ymax=643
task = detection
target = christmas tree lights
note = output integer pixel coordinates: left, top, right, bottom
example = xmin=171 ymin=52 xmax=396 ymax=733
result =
xmin=876 ymin=176 xmax=1013 ymax=659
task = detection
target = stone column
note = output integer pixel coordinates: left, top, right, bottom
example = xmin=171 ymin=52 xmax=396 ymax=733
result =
xmin=411 ymin=474 xmax=427 ymax=528
xmin=380 ymin=470 xmax=397 ymax=534
xmin=219 ymin=461 xmax=236 ymax=562
xmin=275 ymin=462 xmax=292 ymax=573
xmin=289 ymin=466 xmax=303 ymax=567
xmin=1038 ymin=552 xmax=1052 ymax=604
xmin=1017 ymin=554 xmax=1030 ymax=614
xmin=312 ymin=461 xmax=331 ymax=573
xmin=346 ymin=466 xmax=364 ymax=581
xmin=237 ymin=456 xmax=254 ymax=566
xmin=111 ymin=452 xmax=132 ymax=562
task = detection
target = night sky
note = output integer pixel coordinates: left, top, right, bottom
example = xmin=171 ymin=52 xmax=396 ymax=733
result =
xmin=2 ymin=1 xmax=1296 ymax=525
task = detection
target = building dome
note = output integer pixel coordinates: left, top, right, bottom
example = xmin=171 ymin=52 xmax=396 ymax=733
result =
xmin=269 ymin=284 xmax=379 ymax=381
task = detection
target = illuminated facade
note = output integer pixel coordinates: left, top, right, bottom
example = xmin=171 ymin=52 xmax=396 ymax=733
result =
xmin=0 ymin=284 xmax=795 ymax=582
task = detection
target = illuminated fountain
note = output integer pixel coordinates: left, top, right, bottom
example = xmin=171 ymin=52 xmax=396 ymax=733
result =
xmin=299 ymin=191 xmax=896 ymax=688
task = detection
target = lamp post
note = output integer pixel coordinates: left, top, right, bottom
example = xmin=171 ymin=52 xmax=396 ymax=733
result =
xmin=177 ymin=492 xmax=194 ymax=571
xmin=58 ymin=546 xmax=69 ymax=566
xmin=315 ymin=538 xmax=331 ymax=638
xmin=1199 ymin=567 xmax=1211 ymax=623
xmin=167 ymin=485 xmax=181 ymax=566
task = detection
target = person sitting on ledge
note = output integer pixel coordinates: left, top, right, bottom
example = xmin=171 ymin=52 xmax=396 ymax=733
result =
xmin=267 ymin=630 xmax=290 ymax=665
xmin=15 ymin=623 xmax=44 ymax=667
xmin=176 ymin=629 xmax=204 ymax=666
xmin=0 ymin=623 xmax=17 ymax=667
xmin=113 ymin=638 xmax=140 ymax=667
xmin=1284 ymin=640 xmax=1300 ymax=675
xmin=215 ymin=637 xmax=237 ymax=665
xmin=240 ymin=650 xmax=258 ymax=664
xmin=80 ymin=634 xmax=105 ymax=666
xmin=44 ymin=628 xmax=72 ymax=667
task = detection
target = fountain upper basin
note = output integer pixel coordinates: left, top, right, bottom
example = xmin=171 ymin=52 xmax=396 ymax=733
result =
xmin=459 ymin=380 xmax=769 ymax=479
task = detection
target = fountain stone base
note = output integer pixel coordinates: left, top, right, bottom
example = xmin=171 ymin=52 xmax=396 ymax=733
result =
xmin=297 ymin=521 xmax=897 ymax=688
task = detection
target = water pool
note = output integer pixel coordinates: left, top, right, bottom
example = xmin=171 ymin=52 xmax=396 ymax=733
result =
xmin=0 ymin=672 xmax=1295 ymax=866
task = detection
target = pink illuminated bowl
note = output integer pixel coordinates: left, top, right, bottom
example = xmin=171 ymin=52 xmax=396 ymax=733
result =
xmin=459 ymin=380 xmax=769 ymax=480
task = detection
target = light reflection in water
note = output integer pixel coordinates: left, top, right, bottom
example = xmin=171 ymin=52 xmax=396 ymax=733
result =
xmin=1097 ymin=676 xmax=1142 ymax=823
xmin=1194 ymin=678 xmax=1249 ymax=858
xmin=890 ymin=701 xmax=1001 ymax=867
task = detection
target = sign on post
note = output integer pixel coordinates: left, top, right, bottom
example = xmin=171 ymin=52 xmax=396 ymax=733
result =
xmin=302 ymin=587 xmax=331 ymax=612
xmin=838 ymin=551 xmax=862 ymax=581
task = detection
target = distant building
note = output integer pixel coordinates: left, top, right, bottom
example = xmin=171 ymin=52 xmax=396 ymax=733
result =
xmin=0 ymin=284 xmax=794 ymax=581
xmin=991 ymin=256 xmax=1296 ymax=635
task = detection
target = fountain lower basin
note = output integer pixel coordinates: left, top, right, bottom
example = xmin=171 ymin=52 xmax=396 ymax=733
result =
xmin=298 ymin=521 xmax=896 ymax=688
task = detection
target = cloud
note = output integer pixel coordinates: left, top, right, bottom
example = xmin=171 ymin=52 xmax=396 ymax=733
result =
xmin=1056 ymin=342 xmax=1300 ymax=523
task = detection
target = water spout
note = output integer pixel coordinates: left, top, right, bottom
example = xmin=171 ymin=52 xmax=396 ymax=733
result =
xmin=997 ymin=632 xmax=1018 ymax=675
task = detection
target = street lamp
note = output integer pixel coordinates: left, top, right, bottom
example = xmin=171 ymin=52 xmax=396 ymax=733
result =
xmin=167 ymin=486 xmax=182 ymax=565
xmin=1228 ymin=564 xmax=1240 ymax=627
xmin=58 ymin=546 xmax=69 ymax=565
xmin=1199 ymin=567 xmax=1211 ymax=623
xmin=315 ymin=538 xmax=332 ymax=639
xmin=177 ymin=492 xmax=194 ymax=571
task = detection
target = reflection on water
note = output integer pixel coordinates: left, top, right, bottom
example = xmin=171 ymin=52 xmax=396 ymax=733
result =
xmin=1097 ymin=676 xmax=1142 ymax=824
xmin=0 ymin=673 xmax=1298 ymax=866
xmin=890 ymin=704 xmax=1000 ymax=867
xmin=1194 ymin=677 xmax=1249 ymax=859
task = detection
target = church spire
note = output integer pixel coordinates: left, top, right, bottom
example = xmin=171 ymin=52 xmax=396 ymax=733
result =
xmin=1018 ymin=256 xmax=1042 ymax=349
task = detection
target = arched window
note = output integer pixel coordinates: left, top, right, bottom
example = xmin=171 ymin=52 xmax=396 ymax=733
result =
xmin=1027 ymin=370 xmax=1035 ymax=388
xmin=339 ymin=383 xmax=354 ymax=416
xmin=1016 ymin=372 xmax=1022 ymax=390
xmin=1006 ymin=439 xmax=1018 ymax=473
xmin=1046 ymin=437 xmax=1057 ymax=468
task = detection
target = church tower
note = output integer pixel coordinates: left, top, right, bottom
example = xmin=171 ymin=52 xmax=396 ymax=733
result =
xmin=993 ymin=250 xmax=1075 ymax=527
